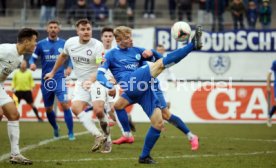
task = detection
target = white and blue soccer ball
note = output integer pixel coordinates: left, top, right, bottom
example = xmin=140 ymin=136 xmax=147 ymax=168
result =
xmin=171 ymin=21 xmax=191 ymax=42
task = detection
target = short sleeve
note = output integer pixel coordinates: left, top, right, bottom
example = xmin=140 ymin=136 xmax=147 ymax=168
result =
xmin=63 ymin=40 xmax=70 ymax=56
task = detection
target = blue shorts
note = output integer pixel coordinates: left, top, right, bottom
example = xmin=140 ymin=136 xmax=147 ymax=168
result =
xmin=41 ymin=78 xmax=68 ymax=108
xmin=154 ymin=80 xmax=167 ymax=109
xmin=121 ymin=65 xmax=161 ymax=118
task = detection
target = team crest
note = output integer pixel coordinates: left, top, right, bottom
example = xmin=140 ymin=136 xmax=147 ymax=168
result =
xmin=209 ymin=55 xmax=231 ymax=75
xmin=87 ymin=49 xmax=92 ymax=56
xmin=135 ymin=54 xmax=141 ymax=60
xmin=58 ymin=48 xmax=63 ymax=53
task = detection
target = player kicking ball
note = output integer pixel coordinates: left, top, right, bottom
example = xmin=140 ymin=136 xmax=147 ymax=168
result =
xmin=97 ymin=24 xmax=202 ymax=164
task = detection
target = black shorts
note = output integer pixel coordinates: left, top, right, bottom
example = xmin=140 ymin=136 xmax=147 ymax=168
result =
xmin=14 ymin=91 xmax=34 ymax=104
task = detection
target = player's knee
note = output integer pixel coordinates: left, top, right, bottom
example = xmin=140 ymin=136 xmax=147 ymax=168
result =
xmin=45 ymin=106 xmax=53 ymax=113
xmin=114 ymin=102 xmax=124 ymax=110
xmin=153 ymin=119 xmax=164 ymax=130
xmin=93 ymin=107 xmax=104 ymax=118
xmin=60 ymin=102 xmax=69 ymax=110
xmin=162 ymin=108 xmax=171 ymax=120
xmin=9 ymin=111 xmax=20 ymax=120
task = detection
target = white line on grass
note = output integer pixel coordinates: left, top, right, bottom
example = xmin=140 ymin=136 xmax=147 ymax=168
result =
xmin=0 ymin=131 xmax=89 ymax=162
xmin=158 ymin=135 xmax=276 ymax=143
xmin=35 ymin=151 xmax=276 ymax=163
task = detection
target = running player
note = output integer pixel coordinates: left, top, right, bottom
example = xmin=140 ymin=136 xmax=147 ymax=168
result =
xmin=97 ymin=25 xmax=202 ymax=164
xmin=0 ymin=28 xmax=38 ymax=165
xmin=44 ymin=19 xmax=111 ymax=153
xmin=29 ymin=20 xmax=75 ymax=140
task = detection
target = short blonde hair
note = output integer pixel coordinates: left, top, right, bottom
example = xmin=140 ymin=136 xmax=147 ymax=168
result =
xmin=114 ymin=26 xmax=132 ymax=41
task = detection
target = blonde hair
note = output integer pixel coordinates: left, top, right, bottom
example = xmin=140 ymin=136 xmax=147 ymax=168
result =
xmin=114 ymin=26 xmax=132 ymax=41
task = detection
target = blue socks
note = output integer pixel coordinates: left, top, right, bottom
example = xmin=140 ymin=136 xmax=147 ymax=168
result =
xmin=168 ymin=114 xmax=190 ymax=134
xmin=64 ymin=109 xmax=74 ymax=135
xmin=140 ymin=126 xmax=161 ymax=158
xmin=269 ymin=106 xmax=276 ymax=118
xmin=46 ymin=111 xmax=58 ymax=130
xmin=162 ymin=43 xmax=194 ymax=67
xmin=116 ymin=109 xmax=131 ymax=132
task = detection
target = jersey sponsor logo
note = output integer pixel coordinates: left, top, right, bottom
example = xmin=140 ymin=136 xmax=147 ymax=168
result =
xmin=191 ymin=85 xmax=269 ymax=120
xmin=125 ymin=63 xmax=139 ymax=70
xmin=209 ymin=55 xmax=231 ymax=75
xmin=72 ymin=56 xmax=90 ymax=64
xmin=45 ymin=54 xmax=59 ymax=61
xmin=58 ymin=48 xmax=63 ymax=53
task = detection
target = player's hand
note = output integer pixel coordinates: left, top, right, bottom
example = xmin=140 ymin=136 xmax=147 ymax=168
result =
xmin=30 ymin=64 xmax=36 ymax=71
xmin=44 ymin=72 xmax=54 ymax=80
xmin=108 ymin=88 xmax=116 ymax=97
xmin=65 ymin=67 xmax=72 ymax=77
xmin=142 ymin=50 xmax=153 ymax=58
xmin=82 ymin=80 xmax=92 ymax=91
xmin=109 ymin=78 xmax=117 ymax=85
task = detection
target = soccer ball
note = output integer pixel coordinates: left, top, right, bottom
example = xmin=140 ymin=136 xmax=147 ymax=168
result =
xmin=171 ymin=21 xmax=191 ymax=42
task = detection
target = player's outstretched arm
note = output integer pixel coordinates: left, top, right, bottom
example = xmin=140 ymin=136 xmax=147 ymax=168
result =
xmin=29 ymin=56 xmax=37 ymax=71
xmin=44 ymin=53 xmax=68 ymax=80
xmin=97 ymin=69 xmax=114 ymax=89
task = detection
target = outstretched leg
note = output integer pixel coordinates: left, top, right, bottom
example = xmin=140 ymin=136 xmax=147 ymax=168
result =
xmin=150 ymin=26 xmax=203 ymax=77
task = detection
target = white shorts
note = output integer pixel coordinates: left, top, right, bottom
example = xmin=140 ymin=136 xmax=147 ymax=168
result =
xmin=0 ymin=84 xmax=13 ymax=106
xmin=72 ymin=81 xmax=108 ymax=104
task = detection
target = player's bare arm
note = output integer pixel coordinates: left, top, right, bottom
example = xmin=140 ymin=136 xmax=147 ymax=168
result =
xmin=267 ymin=71 xmax=272 ymax=91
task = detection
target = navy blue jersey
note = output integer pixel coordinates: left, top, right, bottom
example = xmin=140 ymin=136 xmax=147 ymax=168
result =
xmin=32 ymin=38 xmax=66 ymax=79
xmin=99 ymin=46 xmax=146 ymax=83
xmin=271 ymin=60 xmax=276 ymax=86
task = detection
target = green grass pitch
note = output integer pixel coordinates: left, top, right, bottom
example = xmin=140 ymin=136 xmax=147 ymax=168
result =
xmin=0 ymin=122 xmax=276 ymax=168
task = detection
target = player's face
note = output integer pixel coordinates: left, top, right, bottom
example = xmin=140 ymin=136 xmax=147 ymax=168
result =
xmin=119 ymin=33 xmax=133 ymax=48
xmin=47 ymin=23 xmax=60 ymax=39
xmin=156 ymin=46 xmax=165 ymax=55
xmin=24 ymin=35 xmax=37 ymax=54
xmin=101 ymin=31 xmax=114 ymax=47
xmin=77 ymin=23 xmax=92 ymax=43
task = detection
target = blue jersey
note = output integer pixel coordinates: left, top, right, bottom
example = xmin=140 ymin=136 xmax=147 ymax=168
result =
xmin=31 ymin=37 xmax=66 ymax=79
xmin=99 ymin=46 xmax=146 ymax=83
xmin=98 ymin=46 xmax=165 ymax=117
xmin=271 ymin=60 xmax=276 ymax=87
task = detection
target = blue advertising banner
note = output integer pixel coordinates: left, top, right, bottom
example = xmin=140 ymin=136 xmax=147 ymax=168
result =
xmin=155 ymin=28 xmax=276 ymax=52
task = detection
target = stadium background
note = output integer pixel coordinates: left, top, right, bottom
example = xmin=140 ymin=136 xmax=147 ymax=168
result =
xmin=1 ymin=28 xmax=275 ymax=123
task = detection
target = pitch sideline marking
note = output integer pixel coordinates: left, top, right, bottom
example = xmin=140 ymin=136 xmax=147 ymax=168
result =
xmin=35 ymin=151 xmax=276 ymax=163
xmin=0 ymin=131 xmax=89 ymax=162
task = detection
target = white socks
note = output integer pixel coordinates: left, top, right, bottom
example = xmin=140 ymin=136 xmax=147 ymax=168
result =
xmin=187 ymin=132 xmax=195 ymax=140
xmin=78 ymin=111 xmax=101 ymax=137
xmin=7 ymin=121 xmax=20 ymax=155
xmin=99 ymin=114 xmax=111 ymax=142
